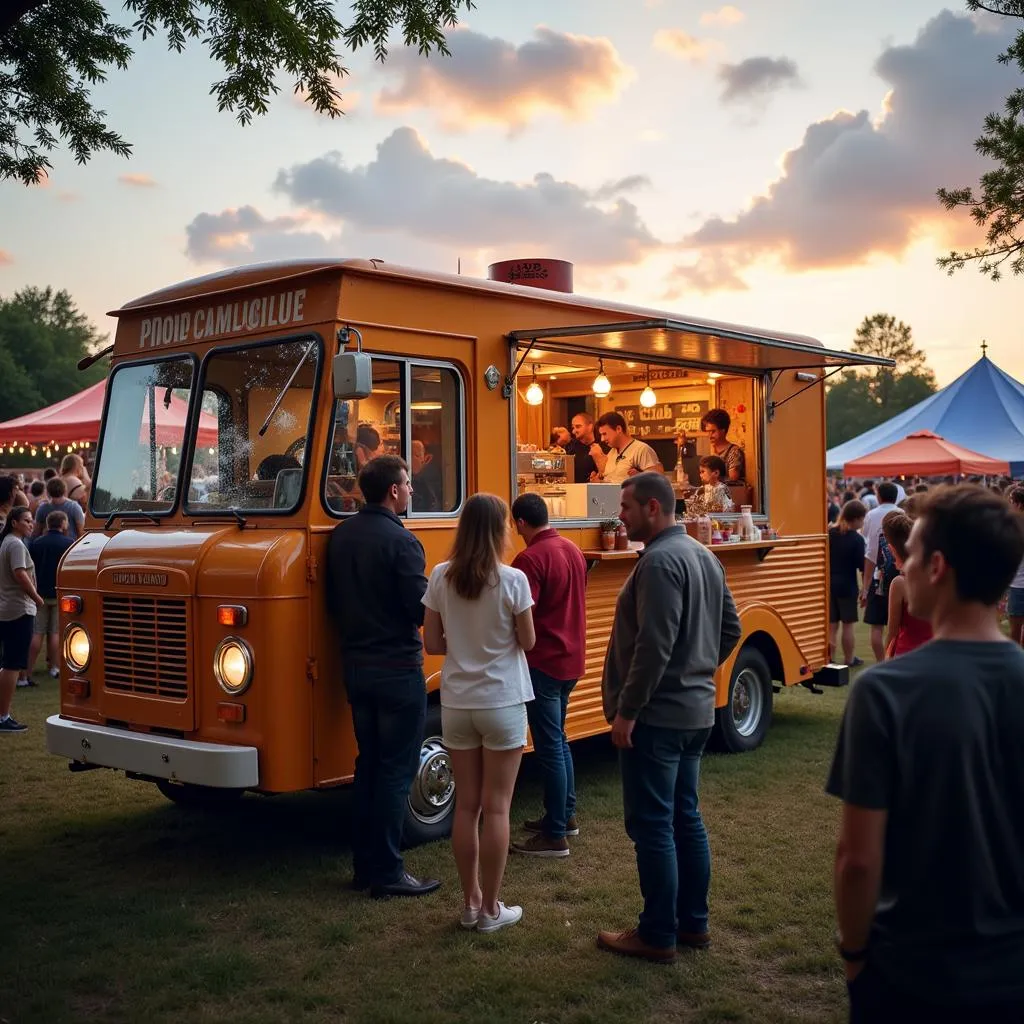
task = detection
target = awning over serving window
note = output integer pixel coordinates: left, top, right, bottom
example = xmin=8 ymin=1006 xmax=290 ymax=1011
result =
xmin=507 ymin=319 xmax=894 ymax=373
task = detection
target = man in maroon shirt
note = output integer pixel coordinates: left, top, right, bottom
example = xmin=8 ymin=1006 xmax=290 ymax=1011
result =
xmin=508 ymin=493 xmax=588 ymax=857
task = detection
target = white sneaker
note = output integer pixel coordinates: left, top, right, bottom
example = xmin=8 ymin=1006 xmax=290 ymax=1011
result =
xmin=49 ymin=667 xmax=60 ymax=679
xmin=476 ymin=902 xmax=522 ymax=933
xmin=460 ymin=906 xmax=480 ymax=930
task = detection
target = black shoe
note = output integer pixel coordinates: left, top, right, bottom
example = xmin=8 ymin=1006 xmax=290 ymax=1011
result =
xmin=370 ymin=872 xmax=442 ymax=899
xmin=0 ymin=716 xmax=28 ymax=733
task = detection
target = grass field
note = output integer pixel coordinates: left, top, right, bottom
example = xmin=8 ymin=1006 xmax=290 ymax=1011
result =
xmin=0 ymin=640 xmax=870 ymax=1024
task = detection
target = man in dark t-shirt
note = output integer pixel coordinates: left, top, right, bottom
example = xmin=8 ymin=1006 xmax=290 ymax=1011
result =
xmin=827 ymin=485 xmax=1024 ymax=1023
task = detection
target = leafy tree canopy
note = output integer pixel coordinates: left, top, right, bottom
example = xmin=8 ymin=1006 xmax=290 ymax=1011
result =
xmin=825 ymin=314 xmax=938 ymax=449
xmin=0 ymin=287 xmax=107 ymax=419
xmin=0 ymin=0 xmax=474 ymax=184
xmin=938 ymin=1 xmax=1024 ymax=279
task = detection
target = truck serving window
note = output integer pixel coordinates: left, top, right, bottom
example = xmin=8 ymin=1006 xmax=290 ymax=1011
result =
xmin=185 ymin=335 xmax=321 ymax=514
xmin=91 ymin=356 xmax=197 ymax=516
xmin=323 ymin=359 xmax=464 ymax=516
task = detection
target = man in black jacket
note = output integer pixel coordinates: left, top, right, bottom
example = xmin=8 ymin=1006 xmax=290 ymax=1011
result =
xmin=326 ymin=455 xmax=440 ymax=899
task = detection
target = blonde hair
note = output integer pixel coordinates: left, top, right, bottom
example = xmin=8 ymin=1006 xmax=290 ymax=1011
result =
xmin=445 ymin=493 xmax=509 ymax=600
xmin=60 ymin=453 xmax=82 ymax=476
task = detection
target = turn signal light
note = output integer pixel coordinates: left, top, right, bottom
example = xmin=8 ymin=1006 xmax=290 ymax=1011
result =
xmin=68 ymin=677 xmax=90 ymax=697
xmin=217 ymin=605 xmax=248 ymax=627
xmin=60 ymin=595 xmax=83 ymax=614
xmin=216 ymin=702 xmax=246 ymax=723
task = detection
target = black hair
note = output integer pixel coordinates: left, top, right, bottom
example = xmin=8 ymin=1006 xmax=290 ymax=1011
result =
xmin=596 ymin=411 xmax=627 ymax=433
xmin=0 ymin=475 xmax=16 ymax=506
xmin=358 ymin=454 xmax=408 ymax=504
xmin=877 ymin=481 xmax=899 ymax=504
xmin=511 ymin=492 xmax=549 ymax=529
xmin=700 ymin=455 xmax=727 ymax=478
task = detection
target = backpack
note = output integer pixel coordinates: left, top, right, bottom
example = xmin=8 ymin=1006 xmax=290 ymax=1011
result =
xmin=874 ymin=534 xmax=899 ymax=598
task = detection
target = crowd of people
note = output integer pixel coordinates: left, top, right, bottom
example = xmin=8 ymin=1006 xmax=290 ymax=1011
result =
xmin=827 ymin=475 xmax=1024 ymax=662
xmin=327 ymin=453 xmax=1024 ymax=1020
xmin=0 ymin=460 xmax=87 ymax=732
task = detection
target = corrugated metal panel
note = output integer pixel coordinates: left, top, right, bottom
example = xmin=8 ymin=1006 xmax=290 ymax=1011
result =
xmin=721 ymin=537 xmax=828 ymax=669
xmin=564 ymin=539 xmax=827 ymax=739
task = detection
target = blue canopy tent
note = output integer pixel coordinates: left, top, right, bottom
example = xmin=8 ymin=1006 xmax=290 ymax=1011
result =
xmin=827 ymin=354 xmax=1024 ymax=477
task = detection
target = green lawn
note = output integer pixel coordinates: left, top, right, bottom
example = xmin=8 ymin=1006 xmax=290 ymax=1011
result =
xmin=0 ymin=645 xmax=870 ymax=1024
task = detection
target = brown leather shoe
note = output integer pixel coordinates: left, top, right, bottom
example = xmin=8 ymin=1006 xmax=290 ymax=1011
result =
xmin=597 ymin=928 xmax=676 ymax=964
xmin=677 ymin=930 xmax=711 ymax=949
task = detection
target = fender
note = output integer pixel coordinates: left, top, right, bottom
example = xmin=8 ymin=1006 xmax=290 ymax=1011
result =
xmin=714 ymin=601 xmax=810 ymax=707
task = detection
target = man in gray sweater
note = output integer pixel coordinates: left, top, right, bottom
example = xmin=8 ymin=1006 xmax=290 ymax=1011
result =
xmin=598 ymin=472 xmax=741 ymax=963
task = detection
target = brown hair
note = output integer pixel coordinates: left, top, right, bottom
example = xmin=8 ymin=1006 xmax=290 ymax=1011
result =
xmin=837 ymin=498 xmax=867 ymax=531
xmin=60 ymin=453 xmax=82 ymax=476
xmin=898 ymin=494 xmax=922 ymax=519
xmin=916 ymin=485 xmax=1024 ymax=605
xmin=881 ymin=510 xmax=913 ymax=561
xmin=46 ymin=510 xmax=69 ymax=532
xmin=596 ymin=411 xmax=627 ymax=433
xmin=1010 ymin=485 xmax=1024 ymax=511
xmin=46 ymin=476 xmax=67 ymax=499
xmin=700 ymin=408 xmax=731 ymax=433
xmin=699 ymin=455 xmax=727 ymax=479
xmin=445 ymin=493 xmax=509 ymax=600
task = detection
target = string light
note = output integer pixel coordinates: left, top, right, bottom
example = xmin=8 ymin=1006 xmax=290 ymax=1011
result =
xmin=524 ymin=364 xmax=544 ymax=406
xmin=592 ymin=358 xmax=612 ymax=398
xmin=639 ymin=365 xmax=657 ymax=408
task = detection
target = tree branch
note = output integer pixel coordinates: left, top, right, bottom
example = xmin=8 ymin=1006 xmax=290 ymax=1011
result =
xmin=0 ymin=0 xmax=48 ymax=37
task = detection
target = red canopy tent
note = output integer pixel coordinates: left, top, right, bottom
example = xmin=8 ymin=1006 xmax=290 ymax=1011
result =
xmin=0 ymin=380 xmax=218 ymax=455
xmin=842 ymin=430 xmax=1010 ymax=478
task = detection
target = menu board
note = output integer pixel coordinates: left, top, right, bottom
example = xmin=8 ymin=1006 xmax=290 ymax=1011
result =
xmin=616 ymin=400 xmax=709 ymax=438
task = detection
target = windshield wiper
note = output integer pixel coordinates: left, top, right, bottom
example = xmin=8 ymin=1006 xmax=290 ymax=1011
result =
xmin=258 ymin=339 xmax=317 ymax=438
xmin=192 ymin=509 xmax=247 ymax=529
xmin=104 ymin=511 xmax=163 ymax=530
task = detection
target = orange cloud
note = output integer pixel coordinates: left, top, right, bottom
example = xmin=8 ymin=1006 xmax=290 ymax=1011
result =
xmin=0 ymin=250 xmax=13 ymax=266
xmin=376 ymin=26 xmax=631 ymax=131
xmin=700 ymin=5 xmax=745 ymax=27
xmin=652 ymin=29 xmax=720 ymax=63
xmin=118 ymin=173 xmax=158 ymax=188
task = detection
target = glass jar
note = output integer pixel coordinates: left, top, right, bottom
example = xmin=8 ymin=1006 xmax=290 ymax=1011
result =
xmin=739 ymin=504 xmax=757 ymax=541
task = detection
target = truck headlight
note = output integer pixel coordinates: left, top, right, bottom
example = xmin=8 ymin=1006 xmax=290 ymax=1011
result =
xmin=214 ymin=637 xmax=253 ymax=695
xmin=63 ymin=624 xmax=91 ymax=673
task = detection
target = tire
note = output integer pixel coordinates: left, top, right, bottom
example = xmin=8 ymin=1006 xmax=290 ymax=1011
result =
xmin=713 ymin=647 xmax=773 ymax=753
xmin=155 ymin=779 xmax=246 ymax=807
xmin=402 ymin=703 xmax=455 ymax=847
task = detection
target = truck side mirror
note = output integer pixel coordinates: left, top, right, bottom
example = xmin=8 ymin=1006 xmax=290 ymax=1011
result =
xmin=332 ymin=352 xmax=373 ymax=399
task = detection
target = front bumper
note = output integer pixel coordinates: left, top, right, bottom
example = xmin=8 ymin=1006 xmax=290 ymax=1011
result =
xmin=46 ymin=715 xmax=259 ymax=788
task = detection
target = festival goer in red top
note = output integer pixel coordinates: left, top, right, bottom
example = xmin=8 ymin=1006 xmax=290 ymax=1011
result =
xmin=508 ymin=492 xmax=588 ymax=858
xmin=883 ymin=511 xmax=933 ymax=658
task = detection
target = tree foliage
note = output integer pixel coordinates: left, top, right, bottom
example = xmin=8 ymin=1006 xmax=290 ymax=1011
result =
xmin=825 ymin=314 xmax=938 ymax=449
xmin=937 ymin=1 xmax=1024 ymax=279
xmin=0 ymin=287 xmax=107 ymax=419
xmin=0 ymin=0 xmax=474 ymax=184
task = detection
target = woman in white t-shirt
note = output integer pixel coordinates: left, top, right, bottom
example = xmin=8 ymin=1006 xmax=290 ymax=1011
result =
xmin=423 ymin=493 xmax=536 ymax=934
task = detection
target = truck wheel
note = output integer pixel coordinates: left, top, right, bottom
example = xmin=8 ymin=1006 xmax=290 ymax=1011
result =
xmin=714 ymin=647 xmax=773 ymax=753
xmin=156 ymin=779 xmax=245 ymax=807
xmin=403 ymin=704 xmax=455 ymax=847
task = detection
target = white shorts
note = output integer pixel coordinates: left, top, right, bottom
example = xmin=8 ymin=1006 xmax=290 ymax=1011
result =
xmin=442 ymin=703 xmax=528 ymax=751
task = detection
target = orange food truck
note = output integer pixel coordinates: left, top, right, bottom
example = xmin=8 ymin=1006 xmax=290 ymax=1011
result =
xmin=46 ymin=257 xmax=885 ymax=844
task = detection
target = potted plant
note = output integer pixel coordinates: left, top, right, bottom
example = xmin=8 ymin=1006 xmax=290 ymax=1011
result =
xmin=600 ymin=519 xmax=619 ymax=550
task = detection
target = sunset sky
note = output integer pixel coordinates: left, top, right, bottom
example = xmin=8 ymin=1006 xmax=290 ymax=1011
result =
xmin=1 ymin=0 xmax=1020 ymax=386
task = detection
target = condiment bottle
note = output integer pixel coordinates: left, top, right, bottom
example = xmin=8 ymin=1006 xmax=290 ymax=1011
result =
xmin=739 ymin=504 xmax=757 ymax=541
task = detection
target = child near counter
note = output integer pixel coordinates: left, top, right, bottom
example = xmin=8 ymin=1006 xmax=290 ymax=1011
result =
xmin=685 ymin=456 xmax=734 ymax=517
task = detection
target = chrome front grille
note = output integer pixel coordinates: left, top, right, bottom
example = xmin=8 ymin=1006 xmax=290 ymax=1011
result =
xmin=102 ymin=596 xmax=189 ymax=699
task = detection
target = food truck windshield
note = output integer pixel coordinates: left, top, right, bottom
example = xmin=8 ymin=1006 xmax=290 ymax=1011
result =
xmin=513 ymin=348 xmax=763 ymax=522
xmin=90 ymin=335 xmax=323 ymax=518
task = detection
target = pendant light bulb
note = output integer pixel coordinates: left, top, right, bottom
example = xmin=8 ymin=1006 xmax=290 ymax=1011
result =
xmin=592 ymin=358 xmax=612 ymax=398
xmin=524 ymin=363 xmax=544 ymax=406
xmin=639 ymin=365 xmax=657 ymax=408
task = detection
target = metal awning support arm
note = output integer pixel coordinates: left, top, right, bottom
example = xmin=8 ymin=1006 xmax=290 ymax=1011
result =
xmin=502 ymin=338 xmax=536 ymax=400
xmin=768 ymin=366 xmax=845 ymax=421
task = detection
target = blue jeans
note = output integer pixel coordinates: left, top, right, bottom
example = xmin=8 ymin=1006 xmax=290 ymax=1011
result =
xmin=345 ymin=664 xmax=427 ymax=886
xmin=525 ymin=668 xmax=577 ymax=838
xmin=620 ymin=721 xmax=712 ymax=949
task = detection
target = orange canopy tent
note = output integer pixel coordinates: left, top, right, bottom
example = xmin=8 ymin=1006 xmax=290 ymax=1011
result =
xmin=0 ymin=380 xmax=218 ymax=454
xmin=842 ymin=430 xmax=1010 ymax=478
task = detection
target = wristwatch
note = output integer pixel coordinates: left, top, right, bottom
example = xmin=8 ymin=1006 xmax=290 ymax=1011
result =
xmin=834 ymin=931 xmax=869 ymax=962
